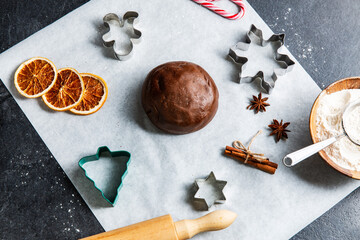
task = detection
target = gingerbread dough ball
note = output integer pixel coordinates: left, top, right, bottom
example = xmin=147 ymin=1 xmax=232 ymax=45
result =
xmin=142 ymin=61 xmax=219 ymax=134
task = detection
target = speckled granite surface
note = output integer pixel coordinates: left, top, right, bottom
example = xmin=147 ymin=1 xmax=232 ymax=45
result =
xmin=0 ymin=1 xmax=103 ymax=239
xmin=0 ymin=82 xmax=103 ymax=239
xmin=0 ymin=0 xmax=359 ymax=239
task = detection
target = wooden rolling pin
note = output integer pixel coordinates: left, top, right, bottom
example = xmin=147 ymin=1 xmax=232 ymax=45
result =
xmin=80 ymin=210 xmax=237 ymax=240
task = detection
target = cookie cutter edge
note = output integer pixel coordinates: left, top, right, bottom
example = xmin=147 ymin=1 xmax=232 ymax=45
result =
xmin=102 ymin=12 xmax=142 ymax=61
xmin=79 ymin=146 xmax=131 ymax=206
xmin=229 ymin=24 xmax=295 ymax=94
xmin=194 ymin=171 xmax=227 ymax=210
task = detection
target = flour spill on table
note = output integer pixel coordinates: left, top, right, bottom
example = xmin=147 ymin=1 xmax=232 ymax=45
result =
xmin=267 ymin=5 xmax=325 ymax=79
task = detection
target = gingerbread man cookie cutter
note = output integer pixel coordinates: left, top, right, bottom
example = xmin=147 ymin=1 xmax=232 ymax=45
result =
xmin=102 ymin=12 xmax=142 ymax=61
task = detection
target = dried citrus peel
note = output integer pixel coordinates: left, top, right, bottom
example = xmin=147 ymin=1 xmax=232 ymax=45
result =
xmin=14 ymin=57 xmax=57 ymax=98
xmin=42 ymin=68 xmax=84 ymax=111
xmin=70 ymin=73 xmax=108 ymax=115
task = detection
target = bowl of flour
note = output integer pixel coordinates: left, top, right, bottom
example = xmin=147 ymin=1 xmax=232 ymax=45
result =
xmin=310 ymin=77 xmax=360 ymax=179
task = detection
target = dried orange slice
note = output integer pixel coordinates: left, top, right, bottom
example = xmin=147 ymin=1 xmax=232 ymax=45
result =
xmin=14 ymin=57 xmax=57 ymax=98
xmin=42 ymin=68 xmax=84 ymax=111
xmin=70 ymin=73 xmax=108 ymax=115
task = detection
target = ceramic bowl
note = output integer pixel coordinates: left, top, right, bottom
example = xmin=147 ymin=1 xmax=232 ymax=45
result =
xmin=309 ymin=77 xmax=360 ymax=179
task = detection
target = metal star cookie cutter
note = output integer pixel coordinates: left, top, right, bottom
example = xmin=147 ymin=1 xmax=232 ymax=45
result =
xmin=102 ymin=12 xmax=142 ymax=61
xmin=229 ymin=24 xmax=295 ymax=94
xmin=194 ymin=172 xmax=227 ymax=210
xmin=79 ymin=146 xmax=131 ymax=206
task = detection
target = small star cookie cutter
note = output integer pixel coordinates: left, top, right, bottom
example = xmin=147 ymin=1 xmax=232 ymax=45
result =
xmin=79 ymin=146 xmax=131 ymax=206
xmin=102 ymin=12 xmax=142 ymax=61
xmin=229 ymin=24 xmax=295 ymax=94
xmin=194 ymin=172 xmax=227 ymax=210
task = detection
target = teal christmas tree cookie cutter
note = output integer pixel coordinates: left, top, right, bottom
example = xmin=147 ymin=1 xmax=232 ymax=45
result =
xmin=79 ymin=146 xmax=131 ymax=206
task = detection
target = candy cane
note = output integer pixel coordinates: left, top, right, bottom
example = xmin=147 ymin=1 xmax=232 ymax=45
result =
xmin=192 ymin=0 xmax=246 ymax=20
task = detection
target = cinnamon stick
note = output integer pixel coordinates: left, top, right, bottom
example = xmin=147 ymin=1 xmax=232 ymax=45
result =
xmin=224 ymin=150 xmax=277 ymax=174
xmin=225 ymin=146 xmax=278 ymax=169
xmin=231 ymin=151 xmax=278 ymax=169
xmin=226 ymin=146 xmax=268 ymax=162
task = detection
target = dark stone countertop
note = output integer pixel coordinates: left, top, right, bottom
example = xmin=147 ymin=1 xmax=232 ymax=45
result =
xmin=1 ymin=0 xmax=360 ymax=239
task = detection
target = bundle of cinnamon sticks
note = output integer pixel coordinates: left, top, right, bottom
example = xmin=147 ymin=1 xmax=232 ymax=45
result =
xmin=224 ymin=146 xmax=278 ymax=174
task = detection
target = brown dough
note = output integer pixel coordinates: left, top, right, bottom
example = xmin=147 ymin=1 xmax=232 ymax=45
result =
xmin=142 ymin=61 xmax=219 ymax=134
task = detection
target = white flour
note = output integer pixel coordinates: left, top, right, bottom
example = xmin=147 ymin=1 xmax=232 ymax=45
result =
xmin=316 ymin=89 xmax=360 ymax=170
xmin=343 ymin=104 xmax=360 ymax=144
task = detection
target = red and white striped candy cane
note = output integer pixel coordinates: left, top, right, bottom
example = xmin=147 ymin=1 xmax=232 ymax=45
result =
xmin=192 ymin=0 xmax=245 ymax=20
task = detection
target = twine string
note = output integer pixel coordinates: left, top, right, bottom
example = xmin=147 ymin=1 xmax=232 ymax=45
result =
xmin=233 ymin=130 xmax=266 ymax=163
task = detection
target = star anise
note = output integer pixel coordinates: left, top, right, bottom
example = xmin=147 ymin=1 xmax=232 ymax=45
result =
xmin=246 ymin=93 xmax=270 ymax=113
xmin=268 ymin=119 xmax=290 ymax=142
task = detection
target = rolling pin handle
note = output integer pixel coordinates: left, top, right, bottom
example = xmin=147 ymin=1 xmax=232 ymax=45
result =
xmin=174 ymin=210 xmax=237 ymax=240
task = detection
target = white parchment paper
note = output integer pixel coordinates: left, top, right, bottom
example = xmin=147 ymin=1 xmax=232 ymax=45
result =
xmin=1 ymin=0 xmax=359 ymax=239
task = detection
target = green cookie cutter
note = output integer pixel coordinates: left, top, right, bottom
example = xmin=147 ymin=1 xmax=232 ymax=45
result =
xmin=79 ymin=146 xmax=131 ymax=206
